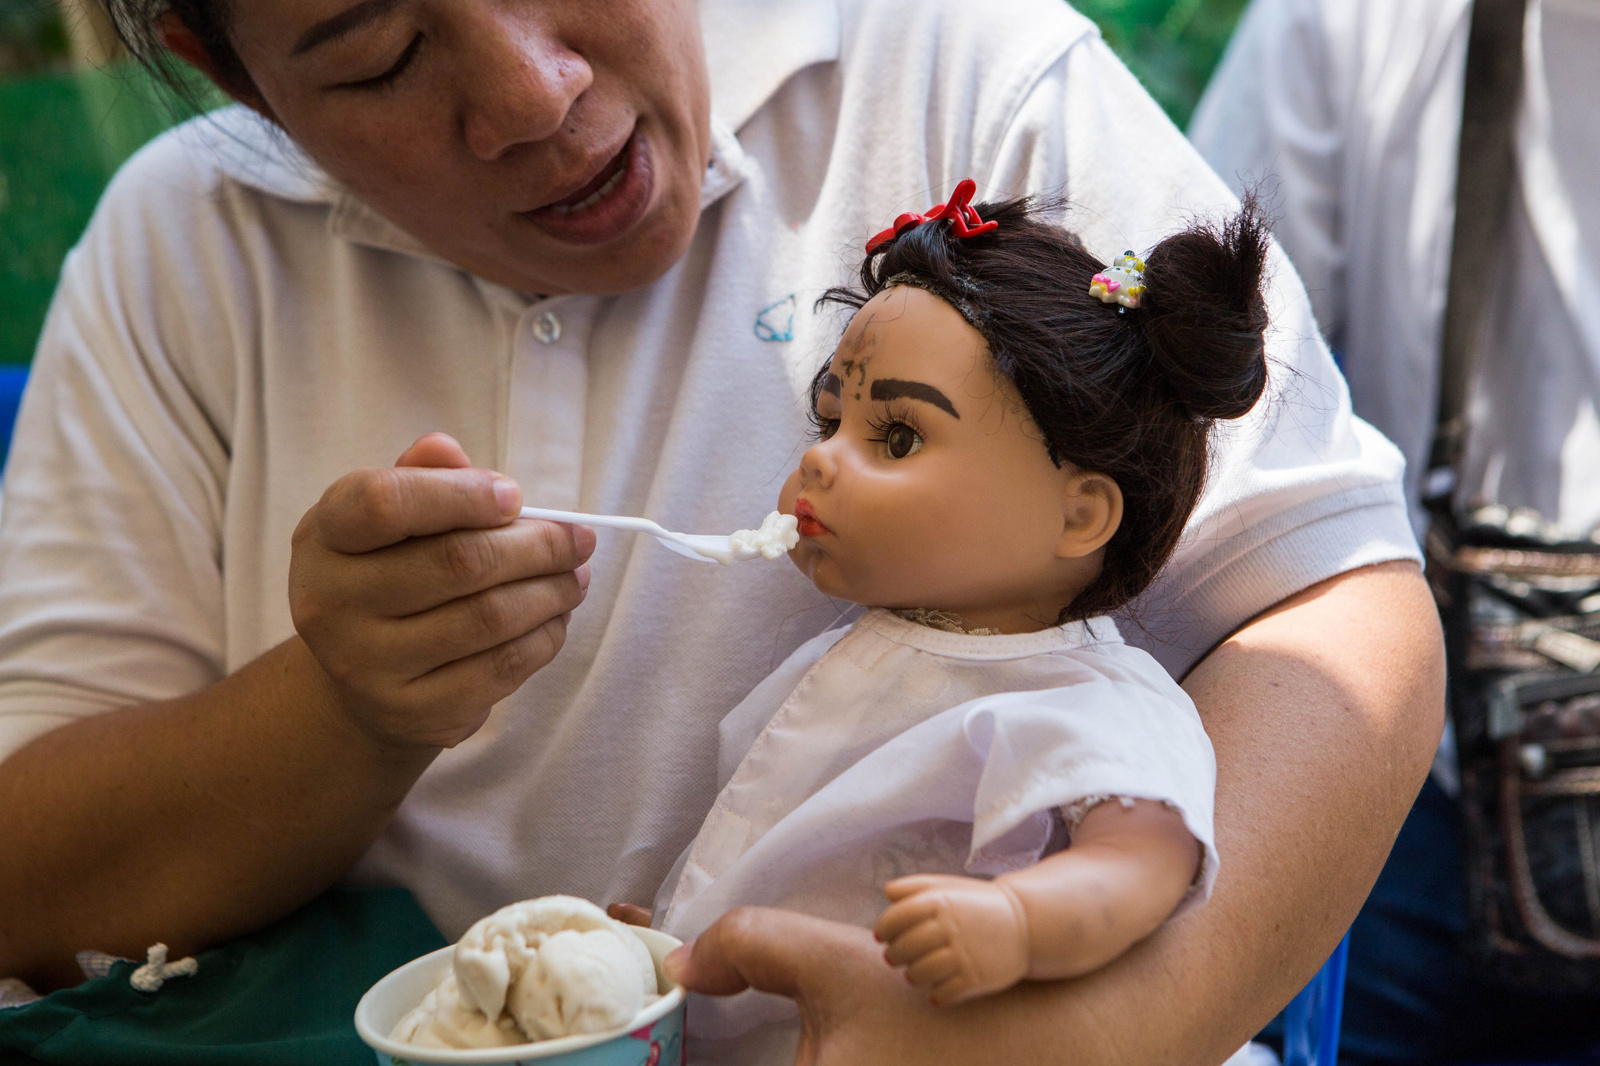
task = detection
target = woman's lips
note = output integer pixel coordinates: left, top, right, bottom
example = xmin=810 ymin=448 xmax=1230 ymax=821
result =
xmin=794 ymin=499 xmax=829 ymax=537
xmin=521 ymin=128 xmax=653 ymax=246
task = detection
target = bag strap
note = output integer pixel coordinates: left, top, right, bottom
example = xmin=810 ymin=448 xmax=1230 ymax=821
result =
xmin=1425 ymin=0 xmax=1530 ymax=519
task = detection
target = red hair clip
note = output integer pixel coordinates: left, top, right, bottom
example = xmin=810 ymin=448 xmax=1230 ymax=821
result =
xmin=865 ymin=179 xmax=999 ymax=253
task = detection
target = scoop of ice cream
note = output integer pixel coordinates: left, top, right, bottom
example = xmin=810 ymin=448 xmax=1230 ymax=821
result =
xmin=389 ymin=895 xmax=659 ymax=1049
xmin=726 ymin=511 xmax=800 ymax=562
xmin=389 ymin=972 xmax=525 ymax=1049
xmin=507 ymin=927 xmax=653 ymax=1039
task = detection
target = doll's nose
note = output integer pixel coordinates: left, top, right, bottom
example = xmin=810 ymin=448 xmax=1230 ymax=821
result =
xmin=799 ymin=439 xmax=838 ymax=489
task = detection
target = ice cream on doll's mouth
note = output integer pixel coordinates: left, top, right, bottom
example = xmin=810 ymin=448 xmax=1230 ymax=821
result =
xmin=795 ymin=499 xmax=829 ymax=537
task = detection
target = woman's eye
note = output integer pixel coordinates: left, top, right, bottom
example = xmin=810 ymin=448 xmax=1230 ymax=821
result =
xmin=341 ymin=35 xmax=422 ymax=91
xmin=884 ymin=423 xmax=922 ymax=459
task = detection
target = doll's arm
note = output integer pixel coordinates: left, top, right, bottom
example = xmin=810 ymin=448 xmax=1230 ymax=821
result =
xmin=874 ymin=799 xmax=1201 ymax=1005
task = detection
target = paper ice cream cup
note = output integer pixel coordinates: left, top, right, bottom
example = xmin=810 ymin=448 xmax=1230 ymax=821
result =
xmin=355 ymin=926 xmax=686 ymax=1066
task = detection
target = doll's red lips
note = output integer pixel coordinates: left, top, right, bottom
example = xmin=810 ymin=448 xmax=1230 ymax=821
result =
xmin=795 ymin=499 xmax=829 ymax=537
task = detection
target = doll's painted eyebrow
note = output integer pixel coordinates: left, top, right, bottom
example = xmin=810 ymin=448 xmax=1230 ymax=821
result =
xmin=870 ymin=379 xmax=960 ymax=419
xmin=821 ymin=373 xmax=843 ymax=397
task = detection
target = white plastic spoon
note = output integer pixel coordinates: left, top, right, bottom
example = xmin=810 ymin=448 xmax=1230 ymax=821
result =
xmin=518 ymin=506 xmax=798 ymax=565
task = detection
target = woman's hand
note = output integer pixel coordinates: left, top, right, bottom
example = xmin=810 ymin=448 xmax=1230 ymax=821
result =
xmin=289 ymin=433 xmax=594 ymax=750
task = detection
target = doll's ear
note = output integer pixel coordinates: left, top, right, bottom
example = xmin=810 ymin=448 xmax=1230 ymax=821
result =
xmin=1055 ymin=471 xmax=1123 ymax=559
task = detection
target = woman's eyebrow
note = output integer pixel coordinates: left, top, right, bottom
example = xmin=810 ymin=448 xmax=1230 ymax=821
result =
xmin=292 ymin=0 xmax=404 ymax=56
xmin=870 ymin=379 xmax=960 ymax=419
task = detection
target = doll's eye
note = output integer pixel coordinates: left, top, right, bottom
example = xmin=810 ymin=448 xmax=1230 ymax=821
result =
xmin=810 ymin=417 xmax=840 ymax=441
xmin=883 ymin=423 xmax=923 ymax=459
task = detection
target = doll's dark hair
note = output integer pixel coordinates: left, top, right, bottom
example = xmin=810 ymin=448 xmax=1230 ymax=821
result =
xmin=815 ymin=194 xmax=1271 ymax=622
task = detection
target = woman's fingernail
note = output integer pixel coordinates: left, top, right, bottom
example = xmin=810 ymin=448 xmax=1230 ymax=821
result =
xmin=572 ymin=523 xmax=598 ymax=558
xmin=663 ymin=945 xmax=690 ymax=984
xmin=493 ymin=477 xmax=521 ymax=517
xmin=576 ymin=563 xmax=592 ymax=592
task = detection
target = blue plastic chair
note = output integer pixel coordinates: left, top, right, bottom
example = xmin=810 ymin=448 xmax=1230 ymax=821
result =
xmin=1282 ymin=932 xmax=1351 ymax=1066
xmin=0 ymin=364 xmax=28 ymax=466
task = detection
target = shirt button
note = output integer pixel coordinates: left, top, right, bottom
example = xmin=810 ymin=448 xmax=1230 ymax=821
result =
xmin=531 ymin=311 xmax=562 ymax=345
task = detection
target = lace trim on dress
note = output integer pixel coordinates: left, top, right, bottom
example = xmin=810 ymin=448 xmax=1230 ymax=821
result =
xmin=1053 ymin=797 xmax=1206 ymax=889
xmin=891 ymin=607 xmax=1003 ymax=636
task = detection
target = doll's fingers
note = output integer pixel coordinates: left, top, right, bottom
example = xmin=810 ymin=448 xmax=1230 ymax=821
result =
xmin=883 ymin=874 xmax=948 ymax=902
xmin=874 ymin=894 xmax=939 ymax=943
xmin=904 ymin=947 xmax=963 ymax=989
xmin=928 ymin=973 xmax=980 ymax=1008
xmin=882 ymin=919 xmax=950 ymax=968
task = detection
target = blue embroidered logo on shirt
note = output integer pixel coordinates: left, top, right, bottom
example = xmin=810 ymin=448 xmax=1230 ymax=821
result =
xmin=754 ymin=294 xmax=797 ymax=342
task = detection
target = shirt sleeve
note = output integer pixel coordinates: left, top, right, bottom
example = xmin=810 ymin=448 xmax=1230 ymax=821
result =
xmin=0 ymin=137 xmax=235 ymax=763
xmin=960 ymin=648 xmax=1219 ymax=915
xmin=984 ymin=34 xmax=1419 ymax=678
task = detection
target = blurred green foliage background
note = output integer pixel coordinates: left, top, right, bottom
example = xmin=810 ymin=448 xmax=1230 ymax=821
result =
xmin=0 ymin=0 xmax=1250 ymax=367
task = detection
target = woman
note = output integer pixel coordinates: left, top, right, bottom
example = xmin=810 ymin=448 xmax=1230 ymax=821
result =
xmin=0 ymin=1 xmax=1442 ymax=1062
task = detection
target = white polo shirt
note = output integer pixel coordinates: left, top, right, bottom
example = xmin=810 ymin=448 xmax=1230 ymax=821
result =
xmin=1191 ymin=0 xmax=1600 ymax=537
xmin=0 ymin=0 xmax=1417 ymax=937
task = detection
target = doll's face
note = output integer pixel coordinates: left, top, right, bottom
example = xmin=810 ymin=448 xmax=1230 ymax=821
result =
xmin=779 ymin=286 xmax=1123 ymax=633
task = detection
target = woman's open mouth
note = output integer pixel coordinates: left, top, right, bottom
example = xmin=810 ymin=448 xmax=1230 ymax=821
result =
xmin=795 ymin=499 xmax=830 ymax=538
xmin=522 ymin=128 xmax=653 ymax=246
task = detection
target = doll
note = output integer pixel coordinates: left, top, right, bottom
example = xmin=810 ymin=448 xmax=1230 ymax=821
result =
xmin=643 ymin=181 xmax=1270 ymax=1063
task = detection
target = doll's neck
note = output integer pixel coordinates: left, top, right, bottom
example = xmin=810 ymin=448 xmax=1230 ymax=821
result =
xmin=890 ymin=608 xmax=1007 ymax=636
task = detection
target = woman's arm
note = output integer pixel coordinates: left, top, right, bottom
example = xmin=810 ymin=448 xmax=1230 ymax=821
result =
xmin=0 ymin=436 xmax=591 ymax=991
xmin=667 ymin=559 xmax=1445 ymax=1064
xmin=874 ymin=801 xmax=1200 ymax=1004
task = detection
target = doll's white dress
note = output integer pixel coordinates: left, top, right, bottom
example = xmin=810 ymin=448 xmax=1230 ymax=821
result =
xmin=656 ymin=608 xmax=1219 ymax=1066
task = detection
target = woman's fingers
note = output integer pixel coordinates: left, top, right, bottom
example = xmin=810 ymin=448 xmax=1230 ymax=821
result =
xmin=345 ymin=519 xmax=593 ymax=619
xmin=607 ymin=903 xmax=654 ymax=928
xmin=397 ymin=617 xmax=574 ymax=734
xmin=303 ymin=465 xmax=523 ymax=555
xmin=394 ymin=432 xmax=473 ymax=469
xmin=383 ymin=570 xmax=589 ymax=676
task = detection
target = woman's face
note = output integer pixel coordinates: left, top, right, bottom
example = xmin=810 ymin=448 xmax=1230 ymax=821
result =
xmin=778 ymin=286 xmax=1120 ymax=634
xmin=219 ymin=0 xmax=711 ymax=296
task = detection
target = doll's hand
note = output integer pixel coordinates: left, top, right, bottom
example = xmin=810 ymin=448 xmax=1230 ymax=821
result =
xmin=874 ymin=874 xmax=1030 ymax=1006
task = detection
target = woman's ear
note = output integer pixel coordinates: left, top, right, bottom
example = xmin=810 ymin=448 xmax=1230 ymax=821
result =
xmin=157 ymin=13 xmax=275 ymax=119
xmin=1055 ymin=471 xmax=1124 ymax=559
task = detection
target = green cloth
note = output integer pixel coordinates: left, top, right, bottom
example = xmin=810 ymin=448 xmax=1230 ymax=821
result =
xmin=0 ymin=886 xmax=445 ymax=1066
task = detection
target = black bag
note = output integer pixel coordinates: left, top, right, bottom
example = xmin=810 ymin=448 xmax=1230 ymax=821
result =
xmin=1426 ymin=0 xmax=1600 ymax=994
xmin=1430 ymin=514 xmax=1600 ymax=992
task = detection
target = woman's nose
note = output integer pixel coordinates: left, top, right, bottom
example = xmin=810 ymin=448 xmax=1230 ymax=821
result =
xmin=459 ymin=12 xmax=593 ymax=162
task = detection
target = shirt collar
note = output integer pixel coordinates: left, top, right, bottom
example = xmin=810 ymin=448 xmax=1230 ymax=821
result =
xmin=198 ymin=0 xmax=839 ymax=257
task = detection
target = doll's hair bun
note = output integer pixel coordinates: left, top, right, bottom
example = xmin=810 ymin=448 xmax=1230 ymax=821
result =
xmin=1140 ymin=201 xmax=1271 ymax=421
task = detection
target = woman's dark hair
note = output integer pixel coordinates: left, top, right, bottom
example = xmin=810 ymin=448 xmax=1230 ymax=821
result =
xmin=98 ymin=1 xmax=255 ymax=105
xmin=816 ymin=194 xmax=1271 ymax=622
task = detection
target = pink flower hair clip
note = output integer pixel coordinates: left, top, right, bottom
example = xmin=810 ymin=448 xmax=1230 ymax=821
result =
xmin=865 ymin=179 xmax=1000 ymax=253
